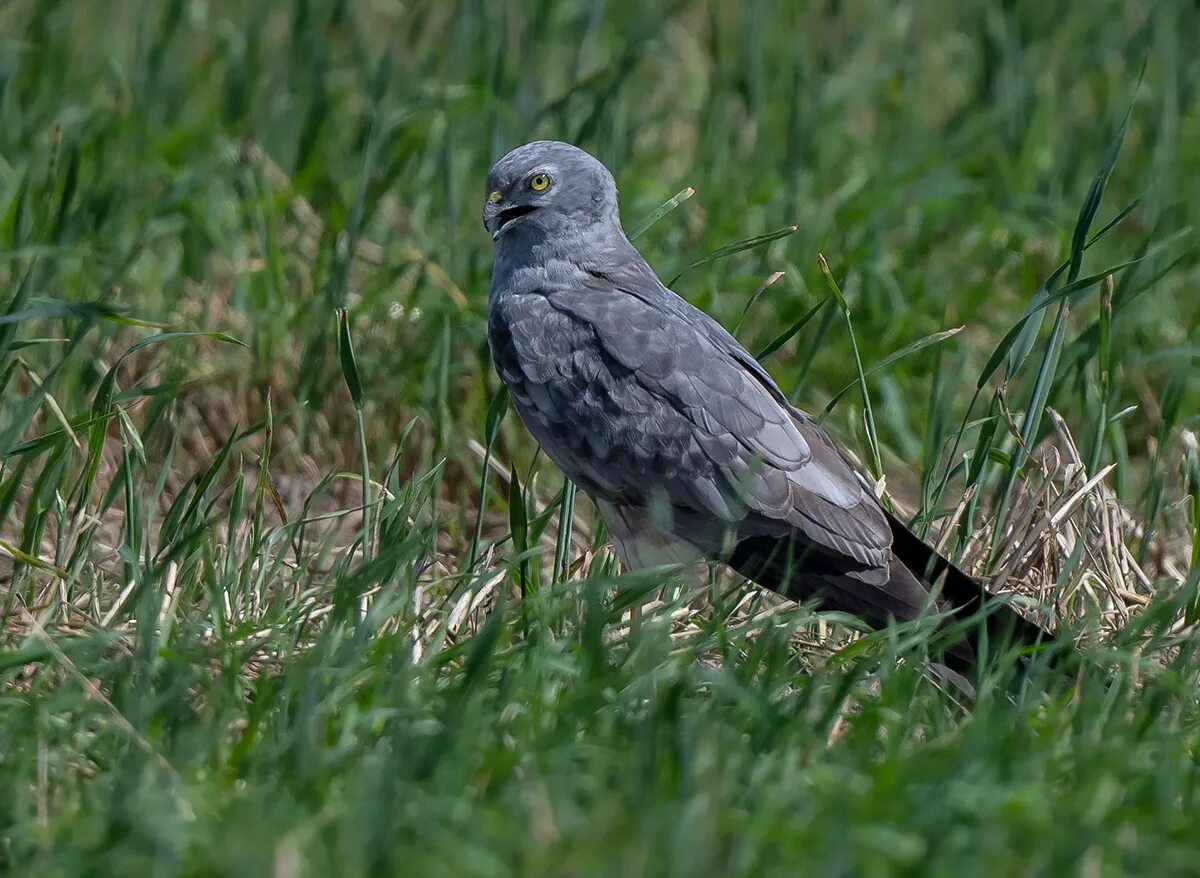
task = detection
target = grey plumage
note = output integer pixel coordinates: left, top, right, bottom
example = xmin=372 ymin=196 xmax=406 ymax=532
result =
xmin=483 ymin=140 xmax=1050 ymax=670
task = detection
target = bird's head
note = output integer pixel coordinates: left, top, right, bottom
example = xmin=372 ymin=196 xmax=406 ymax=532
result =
xmin=482 ymin=141 xmax=620 ymax=244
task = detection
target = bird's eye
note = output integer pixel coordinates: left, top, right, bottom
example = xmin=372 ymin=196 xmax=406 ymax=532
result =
xmin=529 ymin=173 xmax=551 ymax=192
xmin=488 ymin=189 xmax=503 ymax=204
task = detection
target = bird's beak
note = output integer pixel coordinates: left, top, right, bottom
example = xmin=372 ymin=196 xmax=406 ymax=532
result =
xmin=483 ymin=199 xmax=537 ymax=242
xmin=482 ymin=201 xmax=504 ymax=241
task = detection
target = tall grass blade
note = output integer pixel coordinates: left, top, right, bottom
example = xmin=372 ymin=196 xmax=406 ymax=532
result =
xmin=819 ymin=326 xmax=964 ymax=420
xmin=467 ymin=388 xmax=509 ymax=572
xmin=629 ymin=186 xmax=695 ymax=240
xmin=818 ymin=254 xmax=882 ymax=480
xmin=668 ymin=225 xmax=798 ymax=287
xmin=337 ymin=308 xmax=371 ymax=569
xmin=755 ymin=296 xmax=830 ymax=362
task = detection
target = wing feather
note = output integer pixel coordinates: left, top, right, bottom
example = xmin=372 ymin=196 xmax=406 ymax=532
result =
xmin=490 ymin=273 xmax=891 ymax=573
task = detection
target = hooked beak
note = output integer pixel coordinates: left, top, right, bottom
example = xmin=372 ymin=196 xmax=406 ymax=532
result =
xmin=483 ymin=200 xmax=538 ymax=241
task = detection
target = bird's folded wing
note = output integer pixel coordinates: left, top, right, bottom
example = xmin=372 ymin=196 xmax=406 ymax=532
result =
xmin=492 ymin=273 xmax=892 ymax=574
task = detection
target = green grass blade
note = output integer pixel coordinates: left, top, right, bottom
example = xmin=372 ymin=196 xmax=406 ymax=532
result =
xmin=553 ymin=479 xmax=576 ymax=585
xmin=818 ymin=325 xmax=964 ymax=420
xmin=818 ymin=254 xmax=882 ymax=480
xmin=755 ymin=296 xmax=830 ymax=362
xmin=467 ymin=387 xmax=509 ymax=572
xmin=629 ymin=186 xmax=695 ymax=240
xmin=668 ymin=225 xmax=798 ymax=287
xmin=508 ymin=461 xmax=529 ymax=596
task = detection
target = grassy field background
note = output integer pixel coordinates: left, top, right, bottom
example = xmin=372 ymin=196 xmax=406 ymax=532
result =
xmin=2 ymin=1 xmax=1200 ymax=875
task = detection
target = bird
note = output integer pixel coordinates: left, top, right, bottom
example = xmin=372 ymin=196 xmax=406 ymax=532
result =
xmin=482 ymin=139 xmax=1054 ymax=673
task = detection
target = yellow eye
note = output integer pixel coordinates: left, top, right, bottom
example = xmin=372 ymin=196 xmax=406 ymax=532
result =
xmin=529 ymin=173 xmax=550 ymax=192
xmin=488 ymin=189 xmax=503 ymax=204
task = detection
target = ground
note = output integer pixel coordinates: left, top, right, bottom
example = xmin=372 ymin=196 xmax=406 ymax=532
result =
xmin=1 ymin=2 xmax=1199 ymax=876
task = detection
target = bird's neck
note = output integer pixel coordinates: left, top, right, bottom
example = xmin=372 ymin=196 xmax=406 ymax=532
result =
xmin=489 ymin=222 xmax=647 ymax=301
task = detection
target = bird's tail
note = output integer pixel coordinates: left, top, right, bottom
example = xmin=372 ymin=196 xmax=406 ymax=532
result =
xmin=726 ymin=516 xmax=1057 ymax=674
xmin=884 ymin=511 xmax=1057 ymax=672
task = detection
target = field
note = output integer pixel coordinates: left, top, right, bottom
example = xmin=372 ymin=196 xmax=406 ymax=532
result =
xmin=2 ymin=1 xmax=1199 ymax=875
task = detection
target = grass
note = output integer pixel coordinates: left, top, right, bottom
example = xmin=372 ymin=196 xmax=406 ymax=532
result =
xmin=2 ymin=1 xmax=1200 ymax=875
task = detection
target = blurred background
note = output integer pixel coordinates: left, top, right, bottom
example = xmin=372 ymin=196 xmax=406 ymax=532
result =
xmin=3 ymin=1 xmax=1200 ymax=874
xmin=3 ymin=1 xmax=1195 ymax=501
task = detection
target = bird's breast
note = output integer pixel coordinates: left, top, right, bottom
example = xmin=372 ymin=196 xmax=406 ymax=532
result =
xmin=486 ymin=290 xmax=714 ymax=505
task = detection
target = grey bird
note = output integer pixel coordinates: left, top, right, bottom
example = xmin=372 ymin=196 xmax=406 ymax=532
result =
xmin=483 ymin=140 xmax=1051 ymax=671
